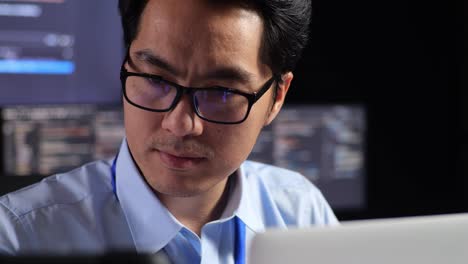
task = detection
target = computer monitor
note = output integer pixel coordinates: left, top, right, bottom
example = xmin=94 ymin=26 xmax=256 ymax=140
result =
xmin=1 ymin=103 xmax=367 ymax=212
xmin=1 ymin=104 xmax=124 ymax=176
xmin=248 ymin=104 xmax=366 ymax=211
xmin=0 ymin=0 xmax=123 ymax=105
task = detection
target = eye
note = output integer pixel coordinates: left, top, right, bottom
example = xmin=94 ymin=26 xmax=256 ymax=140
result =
xmin=145 ymin=76 xmax=162 ymax=87
xmin=145 ymin=77 xmax=172 ymax=94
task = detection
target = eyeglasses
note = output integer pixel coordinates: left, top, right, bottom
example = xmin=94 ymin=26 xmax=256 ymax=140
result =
xmin=120 ymin=66 xmax=277 ymax=125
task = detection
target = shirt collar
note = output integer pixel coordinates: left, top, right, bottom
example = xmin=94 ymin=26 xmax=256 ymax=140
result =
xmin=115 ymin=139 xmax=183 ymax=253
xmin=224 ymin=163 xmax=265 ymax=233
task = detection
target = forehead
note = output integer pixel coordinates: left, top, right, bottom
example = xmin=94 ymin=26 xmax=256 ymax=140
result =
xmin=133 ymin=0 xmax=268 ymax=80
xmin=139 ymin=0 xmax=261 ymax=39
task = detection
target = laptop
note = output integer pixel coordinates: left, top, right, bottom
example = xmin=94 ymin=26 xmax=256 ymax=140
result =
xmin=248 ymin=213 xmax=468 ymax=264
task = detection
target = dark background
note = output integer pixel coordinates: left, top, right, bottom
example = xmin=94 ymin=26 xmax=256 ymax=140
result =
xmin=0 ymin=0 xmax=465 ymax=221
xmin=288 ymin=0 xmax=465 ymax=220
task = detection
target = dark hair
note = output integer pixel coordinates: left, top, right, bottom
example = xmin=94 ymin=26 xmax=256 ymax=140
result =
xmin=118 ymin=0 xmax=312 ymax=75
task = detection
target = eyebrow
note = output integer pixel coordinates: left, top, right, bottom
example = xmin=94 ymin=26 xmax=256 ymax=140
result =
xmin=203 ymin=66 xmax=254 ymax=85
xmin=133 ymin=49 xmax=254 ymax=85
xmin=134 ymin=49 xmax=181 ymax=76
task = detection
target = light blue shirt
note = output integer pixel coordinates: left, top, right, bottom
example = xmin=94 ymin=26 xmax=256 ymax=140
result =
xmin=0 ymin=139 xmax=338 ymax=263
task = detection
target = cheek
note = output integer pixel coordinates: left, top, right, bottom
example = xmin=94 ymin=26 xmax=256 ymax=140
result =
xmin=210 ymin=119 xmax=264 ymax=164
xmin=123 ymin=102 xmax=160 ymax=150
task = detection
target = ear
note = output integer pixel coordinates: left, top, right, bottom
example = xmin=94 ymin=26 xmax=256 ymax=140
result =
xmin=264 ymin=71 xmax=293 ymax=126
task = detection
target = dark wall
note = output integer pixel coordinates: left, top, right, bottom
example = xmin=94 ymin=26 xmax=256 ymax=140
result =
xmin=291 ymin=0 xmax=465 ymax=220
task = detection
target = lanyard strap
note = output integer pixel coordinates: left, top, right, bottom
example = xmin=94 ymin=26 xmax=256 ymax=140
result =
xmin=234 ymin=216 xmax=246 ymax=264
xmin=110 ymin=154 xmax=119 ymax=201
xmin=110 ymin=155 xmax=246 ymax=263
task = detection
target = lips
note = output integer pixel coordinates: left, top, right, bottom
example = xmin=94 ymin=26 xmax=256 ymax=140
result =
xmin=158 ymin=150 xmax=205 ymax=169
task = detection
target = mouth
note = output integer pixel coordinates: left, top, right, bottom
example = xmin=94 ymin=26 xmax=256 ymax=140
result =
xmin=157 ymin=149 xmax=206 ymax=170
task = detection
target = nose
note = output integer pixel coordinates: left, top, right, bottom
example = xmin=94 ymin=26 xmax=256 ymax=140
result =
xmin=161 ymin=94 xmax=203 ymax=137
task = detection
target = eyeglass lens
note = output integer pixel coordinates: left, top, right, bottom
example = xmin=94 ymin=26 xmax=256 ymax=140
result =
xmin=125 ymin=75 xmax=250 ymax=123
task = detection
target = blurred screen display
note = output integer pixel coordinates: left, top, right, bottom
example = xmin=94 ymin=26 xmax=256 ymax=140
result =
xmin=2 ymin=103 xmax=366 ymax=211
xmin=0 ymin=0 xmax=123 ymax=105
xmin=249 ymin=104 xmax=366 ymax=210
xmin=2 ymin=104 xmax=124 ymax=176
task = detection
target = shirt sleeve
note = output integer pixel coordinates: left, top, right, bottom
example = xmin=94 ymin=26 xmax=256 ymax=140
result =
xmin=312 ymin=188 xmax=340 ymax=226
xmin=0 ymin=201 xmax=30 ymax=254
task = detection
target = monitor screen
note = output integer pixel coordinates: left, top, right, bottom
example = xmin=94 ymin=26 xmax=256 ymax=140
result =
xmin=248 ymin=104 xmax=366 ymax=211
xmin=1 ymin=103 xmax=367 ymax=211
xmin=1 ymin=104 xmax=125 ymax=176
xmin=0 ymin=0 xmax=123 ymax=105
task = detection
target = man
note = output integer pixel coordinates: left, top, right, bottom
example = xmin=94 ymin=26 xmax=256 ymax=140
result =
xmin=0 ymin=0 xmax=338 ymax=262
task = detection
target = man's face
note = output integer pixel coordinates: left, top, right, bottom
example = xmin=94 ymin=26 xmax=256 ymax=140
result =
xmin=124 ymin=0 xmax=290 ymax=197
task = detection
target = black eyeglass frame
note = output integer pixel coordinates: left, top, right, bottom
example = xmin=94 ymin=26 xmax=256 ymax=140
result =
xmin=120 ymin=56 xmax=279 ymax=125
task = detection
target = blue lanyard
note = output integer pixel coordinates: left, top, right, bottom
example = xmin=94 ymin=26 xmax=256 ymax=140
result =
xmin=234 ymin=216 xmax=246 ymax=264
xmin=110 ymin=154 xmax=119 ymax=201
xmin=110 ymin=155 xmax=246 ymax=264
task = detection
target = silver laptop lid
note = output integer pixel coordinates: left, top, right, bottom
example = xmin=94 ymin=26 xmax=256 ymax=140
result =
xmin=249 ymin=213 xmax=468 ymax=264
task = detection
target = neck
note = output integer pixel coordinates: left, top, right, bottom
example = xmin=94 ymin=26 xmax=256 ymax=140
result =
xmin=157 ymin=176 xmax=233 ymax=236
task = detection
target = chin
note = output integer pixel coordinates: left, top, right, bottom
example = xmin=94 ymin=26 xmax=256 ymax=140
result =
xmin=147 ymin=174 xmax=212 ymax=198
